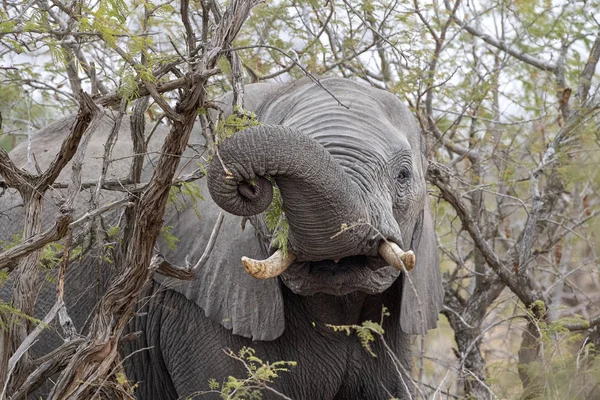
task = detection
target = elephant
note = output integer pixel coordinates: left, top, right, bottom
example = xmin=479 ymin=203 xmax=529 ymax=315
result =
xmin=0 ymin=77 xmax=443 ymax=399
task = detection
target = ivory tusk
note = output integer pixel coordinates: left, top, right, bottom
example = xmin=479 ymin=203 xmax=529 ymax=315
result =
xmin=379 ymin=241 xmax=416 ymax=272
xmin=242 ymin=249 xmax=296 ymax=279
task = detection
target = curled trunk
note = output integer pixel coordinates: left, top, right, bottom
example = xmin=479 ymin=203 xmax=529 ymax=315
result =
xmin=208 ymin=125 xmax=370 ymax=260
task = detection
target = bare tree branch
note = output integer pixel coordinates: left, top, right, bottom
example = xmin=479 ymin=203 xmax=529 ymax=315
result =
xmin=576 ymin=28 xmax=600 ymax=105
xmin=450 ymin=9 xmax=557 ymax=72
xmin=0 ymin=212 xmax=71 ymax=271
xmin=428 ymin=162 xmax=543 ymax=308
xmin=153 ymin=211 xmax=225 ymax=279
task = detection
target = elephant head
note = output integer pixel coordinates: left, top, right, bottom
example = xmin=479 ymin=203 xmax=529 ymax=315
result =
xmin=160 ymin=77 xmax=442 ymax=341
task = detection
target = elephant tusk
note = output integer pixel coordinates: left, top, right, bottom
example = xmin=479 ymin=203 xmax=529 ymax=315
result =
xmin=379 ymin=241 xmax=415 ymax=272
xmin=242 ymin=249 xmax=296 ymax=279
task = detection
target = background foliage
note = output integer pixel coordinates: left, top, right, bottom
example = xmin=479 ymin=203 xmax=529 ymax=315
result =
xmin=1 ymin=0 xmax=599 ymax=398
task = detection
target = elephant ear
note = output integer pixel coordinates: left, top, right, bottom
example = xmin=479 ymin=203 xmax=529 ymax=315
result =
xmin=154 ymin=82 xmax=288 ymax=341
xmin=154 ymin=179 xmax=284 ymax=341
xmin=400 ymin=169 xmax=443 ymax=334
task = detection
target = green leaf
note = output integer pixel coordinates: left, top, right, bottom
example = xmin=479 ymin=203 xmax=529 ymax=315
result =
xmin=168 ymin=181 xmax=204 ymax=219
xmin=161 ymin=225 xmax=180 ymax=251
xmin=266 ymin=187 xmax=289 ymax=255
xmin=0 ymin=301 xmax=45 ymax=331
xmin=216 ymin=109 xmax=261 ymax=141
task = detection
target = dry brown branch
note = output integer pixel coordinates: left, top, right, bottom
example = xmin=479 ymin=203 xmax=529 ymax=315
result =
xmin=576 ymin=28 xmax=600 ymax=104
xmin=129 ymin=97 xmax=150 ymax=184
xmin=0 ymin=91 xmax=104 ymax=392
xmin=48 ymin=165 xmax=208 ymax=194
xmin=227 ymin=50 xmax=245 ymax=112
xmin=70 ymin=197 xmax=134 ymax=228
xmin=3 ymin=300 xmax=63 ymax=395
xmin=448 ymin=6 xmax=557 ymax=72
xmin=0 ymin=212 xmax=71 ymax=271
xmin=44 ymin=2 xmax=262 ymax=397
xmin=153 ymin=211 xmax=225 ymax=279
xmin=38 ymin=94 xmax=102 ymax=192
xmin=180 ymin=0 xmax=195 ymax=55
xmin=11 ymin=339 xmax=86 ymax=400
xmin=96 ymin=68 xmax=221 ymax=107
xmin=151 ymin=253 xmax=196 ymax=280
xmin=0 ymin=149 xmax=36 ymax=190
xmin=428 ymin=163 xmax=543 ymax=308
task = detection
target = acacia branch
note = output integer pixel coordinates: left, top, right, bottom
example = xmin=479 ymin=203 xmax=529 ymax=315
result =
xmin=450 ymin=11 xmax=557 ymax=72
xmin=49 ymin=165 xmax=208 ymax=194
xmin=563 ymin=316 xmax=600 ymax=332
xmin=96 ymin=68 xmax=221 ymax=107
xmin=427 ymin=162 xmax=542 ymax=308
xmin=36 ymin=93 xmax=102 ymax=192
xmin=341 ymin=0 xmax=408 ymax=65
xmin=0 ymin=212 xmax=71 ymax=271
xmin=48 ymin=2 xmax=261 ymax=397
xmin=0 ymin=150 xmax=35 ymax=190
xmin=426 ymin=116 xmax=479 ymax=161
xmin=518 ymin=103 xmax=600 ymax=275
xmin=153 ymin=211 xmax=225 ymax=279
xmin=224 ymin=45 xmax=350 ymax=109
xmin=227 ymin=50 xmax=245 ymax=112
xmin=11 ymin=339 xmax=85 ymax=400
xmin=0 ymin=92 xmax=101 ymax=195
xmin=128 ymin=97 xmax=150 ymax=184
xmin=576 ymin=28 xmax=600 ymax=104
xmin=5 ymin=300 xmax=63 ymax=385
xmin=69 ymin=197 xmax=134 ymax=229
xmin=181 ymin=0 xmax=196 ymax=55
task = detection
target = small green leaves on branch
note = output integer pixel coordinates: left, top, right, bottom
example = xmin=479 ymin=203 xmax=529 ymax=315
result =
xmin=209 ymin=346 xmax=296 ymax=400
xmin=326 ymin=306 xmax=390 ymax=358
xmin=265 ymin=186 xmax=289 ymax=256
xmin=214 ymin=108 xmax=261 ymax=179
xmin=0 ymin=301 xmax=44 ymax=331
xmin=168 ymin=181 xmax=204 ymax=219
xmin=216 ymin=107 xmax=261 ymax=141
xmin=160 ymin=225 xmax=180 ymax=251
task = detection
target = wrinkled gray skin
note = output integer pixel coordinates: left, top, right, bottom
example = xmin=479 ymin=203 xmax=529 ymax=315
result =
xmin=0 ymin=78 xmax=442 ymax=399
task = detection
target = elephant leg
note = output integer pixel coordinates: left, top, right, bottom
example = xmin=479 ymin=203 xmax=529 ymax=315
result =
xmin=334 ymin=280 xmax=414 ymax=400
xmin=333 ymin=330 xmax=413 ymax=400
xmin=123 ymin=284 xmax=179 ymax=399
xmin=126 ymin=283 xmax=252 ymax=399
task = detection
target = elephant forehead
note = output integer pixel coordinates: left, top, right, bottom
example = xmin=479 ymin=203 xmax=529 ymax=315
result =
xmin=310 ymin=124 xmax=409 ymax=155
xmin=261 ymin=79 xmax=415 ymax=156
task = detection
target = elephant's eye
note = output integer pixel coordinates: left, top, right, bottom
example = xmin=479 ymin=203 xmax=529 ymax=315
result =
xmin=396 ymin=168 xmax=410 ymax=183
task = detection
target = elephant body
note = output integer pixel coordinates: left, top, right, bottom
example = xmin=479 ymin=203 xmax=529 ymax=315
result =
xmin=126 ymin=279 xmax=412 ymax=399
xmin=0 ymin=77 xmax=442 ymax=399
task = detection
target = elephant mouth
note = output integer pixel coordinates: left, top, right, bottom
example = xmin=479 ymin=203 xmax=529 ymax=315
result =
xmin=280 ymin=255 xmax=401 ymax=296
xmin=240 ymin=240 xmax=415 ymax=296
